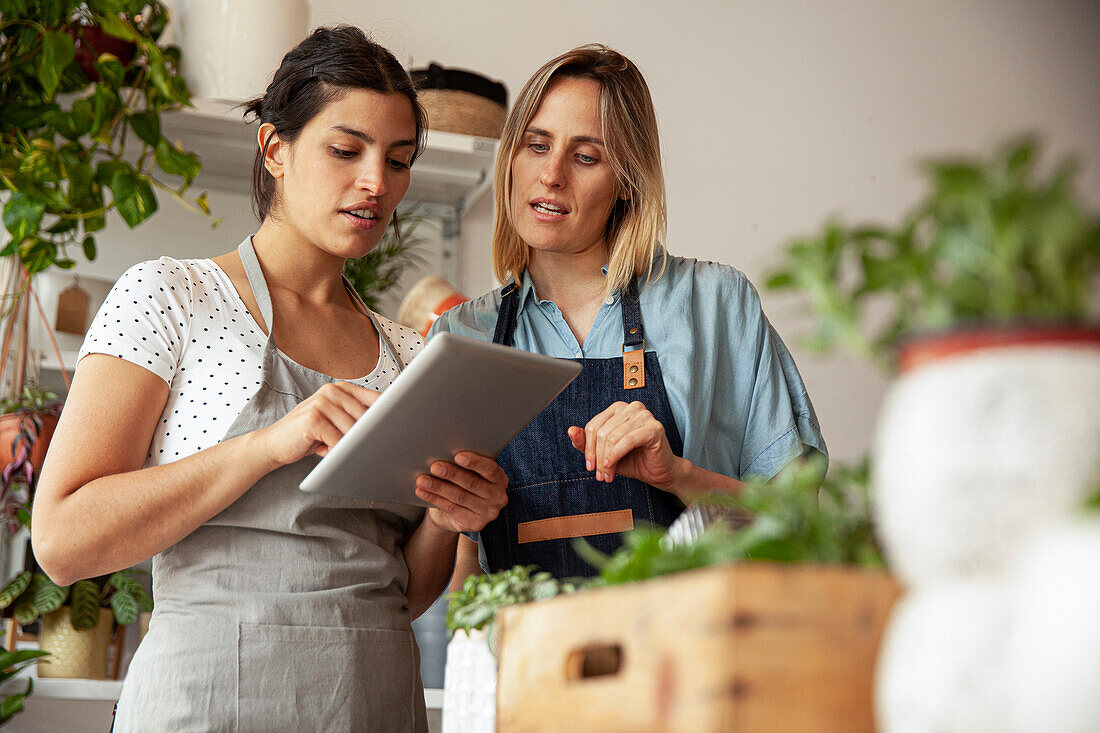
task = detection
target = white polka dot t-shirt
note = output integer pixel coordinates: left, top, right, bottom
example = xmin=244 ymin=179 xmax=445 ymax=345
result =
xmin=79 ymin=256 xmax=424 ymax=467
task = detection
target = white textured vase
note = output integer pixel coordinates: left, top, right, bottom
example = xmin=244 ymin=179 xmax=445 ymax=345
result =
xmin=875 ymin=580 xmax=1012 ymax=733
xmin=1004 ymin=518 xmax=1100 ymax=733
xmin=872 ymin=345 xmax=1100 ymax=587
xmin=442 ymin=628 xmax=496 ymax=733
xmin=172 ymin=0 xmax=310 ymax=101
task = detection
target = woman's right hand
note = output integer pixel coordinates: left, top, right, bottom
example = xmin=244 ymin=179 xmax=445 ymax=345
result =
xmin=254 ymin=381 xmax=382 ymax=469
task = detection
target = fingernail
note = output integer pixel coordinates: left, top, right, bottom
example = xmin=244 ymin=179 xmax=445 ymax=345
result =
xmin=416 ymin=477 xmax=431 ymax=489
xmin=454 ymin=453 xmax=468 ymax=466
xmin=430 ymin=464 xmax=448 ymax=477
xmin=586 ymin=460 xmax=593 ymax=471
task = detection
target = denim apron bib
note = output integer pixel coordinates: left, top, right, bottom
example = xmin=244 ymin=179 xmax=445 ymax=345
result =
xmin=112 ymin=238 xmax=428 ymax=732
xmin=482 ymin=277 xmax=685 ymax=578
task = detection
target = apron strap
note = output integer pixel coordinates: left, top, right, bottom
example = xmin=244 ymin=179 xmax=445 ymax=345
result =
xmin=492 ymin=279 xmax=520 ymax=346
xmin=622 ymin=277 xmax=644 ymax=348
xmin=342 ymin=277 xmax=410 ymax=372
xmin=621 ymin=277 xmax=646 ymax=390
xmin=237 ymin=238 xmax=275 ymax=331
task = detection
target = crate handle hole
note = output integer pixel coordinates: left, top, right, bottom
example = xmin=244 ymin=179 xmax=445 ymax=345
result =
xmin=566 ymin=644 xmax=623 ymax=680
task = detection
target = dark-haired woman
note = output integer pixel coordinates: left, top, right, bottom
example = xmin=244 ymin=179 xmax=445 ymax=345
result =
xmin=31 ymin=26 xmax=504 ymax=731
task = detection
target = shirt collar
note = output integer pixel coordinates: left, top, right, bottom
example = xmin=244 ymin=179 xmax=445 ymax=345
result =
xmin=513 ymin=249 xmax=666 ymax=311
xmin=515 ymin=264 xmax=614 ymax=312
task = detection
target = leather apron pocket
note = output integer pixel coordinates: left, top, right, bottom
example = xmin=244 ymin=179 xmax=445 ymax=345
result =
xmin=237 ymin=623 xmax=418 ymax=731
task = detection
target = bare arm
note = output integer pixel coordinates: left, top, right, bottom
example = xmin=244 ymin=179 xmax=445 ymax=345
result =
xmin=449 ymin=535 xmax=484 ymax=593
xmin=32 ymin=355 xmax=380 ymax=586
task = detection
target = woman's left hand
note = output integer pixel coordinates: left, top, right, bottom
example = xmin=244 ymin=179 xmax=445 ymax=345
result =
xmin=568 ymin=401 xmax=683 ymax=491
xmin=415 ymin=452 xmax=509 ymax=534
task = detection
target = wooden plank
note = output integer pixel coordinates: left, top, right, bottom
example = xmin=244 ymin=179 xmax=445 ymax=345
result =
xmin=496 ymin=563 xmax=900 ymax=733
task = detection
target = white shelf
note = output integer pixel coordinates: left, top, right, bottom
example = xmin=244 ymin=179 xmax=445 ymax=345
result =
xmin=161 ymin=98 xmax=498 ymax=215
xmin=5 ymin=675 xmax=445 ymax=709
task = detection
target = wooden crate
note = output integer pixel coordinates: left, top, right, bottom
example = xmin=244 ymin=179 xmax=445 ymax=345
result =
xmin=495 ymin=562 xmax=901 ymax=733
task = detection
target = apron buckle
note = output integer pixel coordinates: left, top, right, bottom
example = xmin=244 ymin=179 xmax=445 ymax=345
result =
xmin=622 ymin=342 xmax=646 ymax=390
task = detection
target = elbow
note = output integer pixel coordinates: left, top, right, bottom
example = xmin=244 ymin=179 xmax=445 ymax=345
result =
xmin=30 ymin=518 xmax=79 ymax=587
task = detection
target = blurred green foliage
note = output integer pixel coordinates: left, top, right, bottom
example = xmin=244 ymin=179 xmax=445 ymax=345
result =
xmin=767 ymin=136 xmax=1100 ymax=368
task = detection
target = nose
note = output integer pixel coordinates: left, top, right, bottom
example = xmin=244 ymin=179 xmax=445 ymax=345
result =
xmin=538 ymin=152 xmax=567 ymax=190
xmin=355 ymin=155 xmax=388 ymax=197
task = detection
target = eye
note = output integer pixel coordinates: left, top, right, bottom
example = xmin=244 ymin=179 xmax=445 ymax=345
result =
xmin=330 ymin=146 xmax=356 ymax=159
xmin=576 ymin=153 xmax=598 ymax=164
xmin=388 ymin=158 xmax=412 ymax=171
xmin=529 ymin=142 xmax=549 ymax=153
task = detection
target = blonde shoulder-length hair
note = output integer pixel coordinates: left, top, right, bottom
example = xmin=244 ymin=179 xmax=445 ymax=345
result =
xmin=491 ymin=44 xmax=667 ymax=297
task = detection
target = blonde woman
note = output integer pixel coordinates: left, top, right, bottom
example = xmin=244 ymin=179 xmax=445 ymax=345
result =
xmin=430 ymin=45 xmax=826 ymax=581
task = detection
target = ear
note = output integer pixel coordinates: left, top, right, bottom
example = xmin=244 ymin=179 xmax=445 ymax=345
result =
xmin=258 ymin=123 xmax=285 ymax=178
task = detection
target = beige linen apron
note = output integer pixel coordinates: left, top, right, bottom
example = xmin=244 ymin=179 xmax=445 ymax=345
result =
xmin=113 ymin=239 xmax=428 ymax=731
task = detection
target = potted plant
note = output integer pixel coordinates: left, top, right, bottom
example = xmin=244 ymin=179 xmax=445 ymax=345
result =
xmin=0 ymin=0 xmax=208 ymax=448
xmin=0 ymin=565 xmax=151 ymax=680
xmin=766 ymin=134 xmax=1100 ymax=586
xmin=767 ymin=135 xmax=1100 ymax=733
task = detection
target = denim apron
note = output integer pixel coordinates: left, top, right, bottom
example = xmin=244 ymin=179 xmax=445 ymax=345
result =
xmin=482 ymin=277 xmax=685 ymax=578
xmin=112 ymin=238 xmax=428 ymax=732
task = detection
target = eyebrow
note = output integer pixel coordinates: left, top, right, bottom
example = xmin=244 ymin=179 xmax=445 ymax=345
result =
xmin=332 ymin=125 xmax=416 ymax=149
xmin=524 ymin=126 xmax=605 ymax=147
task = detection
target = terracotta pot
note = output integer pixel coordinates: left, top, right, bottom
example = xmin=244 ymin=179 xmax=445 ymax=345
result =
xmin=37 ymin=607 xmax=114 ymax=679
xmin=65 ymin=23 xmax=137 ymax=82
xmin=0 ymin=410 xmax=59 ymax=477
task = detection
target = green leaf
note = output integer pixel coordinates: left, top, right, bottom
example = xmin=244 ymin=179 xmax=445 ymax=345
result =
xmin=32 ymin=576 xmax=69 ymax=615
xmin=90 ymin=86 xmax=122 ymax=144
xmin=96 ymin=13 xmax=139 ymax=42
xmin=128 ymin=110 xmax=161 ymax=147
xmin=3 ymin=194 xmax=46 ymax=244
xmin=69 ymin=580 xmax=101 ymax=630
xmin=110 ymin=169 xmax=158 ymax=227
xmin=13 ymin=598 xmax=38 ymax=625
xmin=109 ymin=590 xmax=139 ymax=626
xmin=38 ymin=30 xmax=77 ymax=99
xmin=154 ymin=139 xmax=201 ymax=185
xmin=82 ymin=235 xmax=97 ymax=260
xmin=0 ymin=572 xmax=32 ymax=610
xmin=94 ymin=54 xmax=127 ymax=88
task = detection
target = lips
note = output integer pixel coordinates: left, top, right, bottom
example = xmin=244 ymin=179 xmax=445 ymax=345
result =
xmin=530 ymin=198 xmax=569 ymax=219
xmin=339 ymin=201 xmax=382 ymax=220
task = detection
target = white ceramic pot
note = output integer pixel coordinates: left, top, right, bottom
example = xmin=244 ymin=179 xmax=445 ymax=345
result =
xmin=442 ymin=628 xmax=496 ymax=733
xmin=875 ymin=580 xmax=1012 ymax=733
xmin=172 ymin=0 xmax=310 ymax=101
xmin=873 ymin=344 xmax=1100 ymax=587
xmin=1004 ymin=518 xmax=1100 ymax=733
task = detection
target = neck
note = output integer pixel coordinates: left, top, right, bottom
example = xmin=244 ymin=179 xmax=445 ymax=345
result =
xmin=250 ymin=217 xmax=348 ymax=305
xmin=527 ymin=245 xmax=608 ymax=314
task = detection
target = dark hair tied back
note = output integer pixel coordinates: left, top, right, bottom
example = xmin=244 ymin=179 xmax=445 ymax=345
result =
xmin=243 ymin=25 xmax=426 ymax=222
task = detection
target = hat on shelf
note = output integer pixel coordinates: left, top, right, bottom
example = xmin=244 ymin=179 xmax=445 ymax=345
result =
xmin=411 ymin=63 xmax=508 ymax=139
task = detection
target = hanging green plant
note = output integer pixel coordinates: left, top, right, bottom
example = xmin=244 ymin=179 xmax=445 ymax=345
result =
xmin=0 ymin=0 xmax=211 ymax=277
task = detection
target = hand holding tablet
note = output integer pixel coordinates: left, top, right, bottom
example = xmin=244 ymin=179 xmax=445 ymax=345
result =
xmin=299 ymin=333 xmax=582 ymax=506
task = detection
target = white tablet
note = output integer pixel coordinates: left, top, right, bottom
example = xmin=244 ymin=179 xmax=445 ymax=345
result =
xmin=299 ymin=332 xmax=582 ymax=506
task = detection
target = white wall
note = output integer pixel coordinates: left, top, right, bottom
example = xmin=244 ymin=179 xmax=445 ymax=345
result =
xmin=74 ymin=0 xmax=1100 ymax=464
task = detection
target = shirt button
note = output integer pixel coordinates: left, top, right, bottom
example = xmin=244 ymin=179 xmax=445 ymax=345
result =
xmin=604 ymin=297 xmax=614 ymax=305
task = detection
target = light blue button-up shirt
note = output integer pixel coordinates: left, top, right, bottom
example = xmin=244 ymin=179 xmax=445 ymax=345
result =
xmin=428 ymin=253 xmax=827 ymax=481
